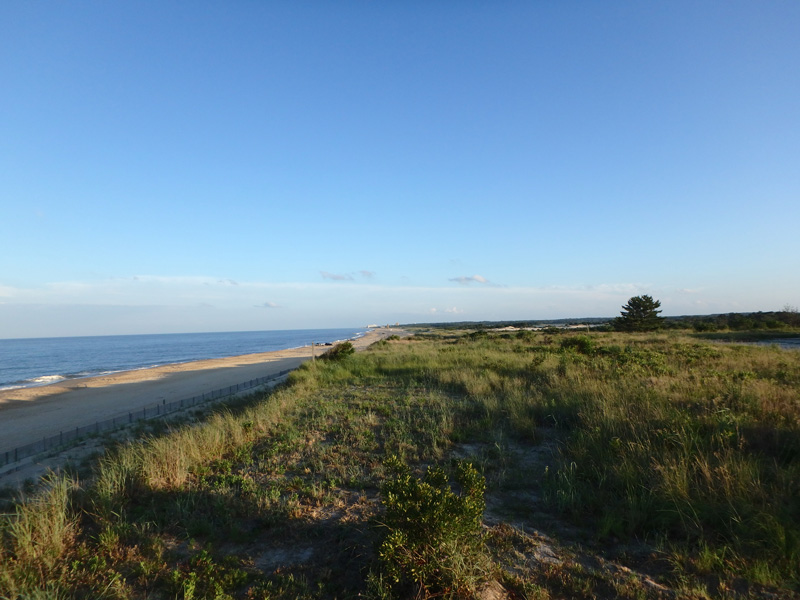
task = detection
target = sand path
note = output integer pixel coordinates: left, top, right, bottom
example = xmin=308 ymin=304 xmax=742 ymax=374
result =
xmin=0 ymin=328 xmax=400 ymax=456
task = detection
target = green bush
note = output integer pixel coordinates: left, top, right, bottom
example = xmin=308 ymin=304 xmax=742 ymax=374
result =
xmin=560 ymin=335 xmax=596 ymax=355
xmin=378 ymin=456 xmax=487 ymax=598
xmin=321 ymin=341 xmax=355 ymax=361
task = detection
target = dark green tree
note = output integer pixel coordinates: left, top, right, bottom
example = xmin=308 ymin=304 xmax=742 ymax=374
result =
xmin=613 ymin=295 xmax=664 ymax=331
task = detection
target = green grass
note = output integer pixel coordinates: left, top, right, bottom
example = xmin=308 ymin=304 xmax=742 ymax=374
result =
xmin=1 ymin=330 xmax=799 ymax=599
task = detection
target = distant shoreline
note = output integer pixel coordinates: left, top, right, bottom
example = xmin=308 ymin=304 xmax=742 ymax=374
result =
xmin=0 ymin=328 xmax=400 ymax=458
xmin=0 ymin=327 xmax=367 ymax=393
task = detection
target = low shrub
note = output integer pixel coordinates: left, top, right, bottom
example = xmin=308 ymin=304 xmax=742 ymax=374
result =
xmin=560 ymin=335 xmax=596 ymax=355
xmin=321 ymin=341 xmax=355 ymax=361
xmin=378 ymin=455 xmax=488 ymax=598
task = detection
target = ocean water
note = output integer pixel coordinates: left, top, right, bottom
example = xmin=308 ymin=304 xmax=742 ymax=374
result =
xmin=0 ymin=328 xmax=365 ymax=391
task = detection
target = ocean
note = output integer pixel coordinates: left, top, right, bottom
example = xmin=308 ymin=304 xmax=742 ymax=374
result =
xmin=0 ymin=328 xmax=366 ymax=391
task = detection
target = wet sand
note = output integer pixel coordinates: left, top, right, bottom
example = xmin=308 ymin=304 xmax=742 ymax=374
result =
xmin=0 ymin=328 xmax=400 ymax=455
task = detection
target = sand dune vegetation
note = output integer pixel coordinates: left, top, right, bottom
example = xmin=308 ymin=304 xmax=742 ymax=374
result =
xmin=1 ymin=329 xmax=799 ymax=599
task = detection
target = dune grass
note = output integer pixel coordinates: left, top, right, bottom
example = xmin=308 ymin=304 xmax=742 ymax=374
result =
xmin=1 ymin=329 xmax=799 ymax=598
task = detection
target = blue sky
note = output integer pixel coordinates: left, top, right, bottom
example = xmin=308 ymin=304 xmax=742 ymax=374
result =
xmin=2 ymin=2 xmax=799 ymax=338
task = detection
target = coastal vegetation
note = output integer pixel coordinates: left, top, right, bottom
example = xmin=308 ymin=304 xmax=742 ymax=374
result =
xmin=1 ymin=327 xmax=799 ymax=599
xmin=613 ymin=295 xmax=665 ymax=331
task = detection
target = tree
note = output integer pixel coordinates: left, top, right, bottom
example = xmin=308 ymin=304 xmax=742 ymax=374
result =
xmin=613 ymin=295 xmax=664 ymax=332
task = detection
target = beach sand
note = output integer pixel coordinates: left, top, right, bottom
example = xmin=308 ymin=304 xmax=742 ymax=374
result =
xmin=0 ymin=328 xmax=401 ymax=457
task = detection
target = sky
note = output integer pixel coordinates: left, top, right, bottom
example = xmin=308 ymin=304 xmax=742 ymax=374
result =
xmin=2 ymin=2 xmax=799 ymax=338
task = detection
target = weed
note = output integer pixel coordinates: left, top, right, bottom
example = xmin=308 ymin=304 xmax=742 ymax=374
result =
xmin=378 ymin=455 xmax=489 ymax=598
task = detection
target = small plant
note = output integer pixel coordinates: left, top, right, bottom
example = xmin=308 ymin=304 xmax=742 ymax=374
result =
xmin=321 ymin=341 xmax=355 ymax=361
xmin=168 ymin=547 xmax=248 ymax=600
xmin=560 ymin=335 xmax=596 ymax=355
xmin=378 ymin=455 xmax=488 ymax=598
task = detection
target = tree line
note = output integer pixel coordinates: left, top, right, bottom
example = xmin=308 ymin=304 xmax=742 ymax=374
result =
xmin=613 ymin=295 xmax=800 ymax=332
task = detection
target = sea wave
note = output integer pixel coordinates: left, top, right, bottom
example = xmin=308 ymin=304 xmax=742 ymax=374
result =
xmin=0 ymin=370 xmax=139 ymax=393
xmin=29 ymin=374 xmax=68 ymax=385
xmin=0 ymin=384 xmax=25 ymax=392
xmin=0 ymin=374 xmax=70 ymax=391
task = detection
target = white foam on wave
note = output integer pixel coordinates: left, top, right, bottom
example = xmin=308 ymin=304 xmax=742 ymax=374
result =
xmin=0 ymin=375 xmax=71 ymax=392
xmin=29 ymin=375 xmax=67 ymax=385
xmin=0 ymin=384 xmax=25 ymax=391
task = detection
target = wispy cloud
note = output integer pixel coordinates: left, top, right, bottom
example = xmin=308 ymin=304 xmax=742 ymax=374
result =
xmin=130 ymin=275 xmax=227 ymax=286
xmin=429 ymin=306 xmax=464 ymax=314
xmin=584 ymin=283 xmax=647 ymax=295
xmin=1 ymin=274 xmax=785 ymax=339
xmin=449 ymin=274 xmax=490 ymax=285
xmin=359 ymin=270 xmax=376 ymax=279
xmin=320 ymin=271 xmax=354 ymax=281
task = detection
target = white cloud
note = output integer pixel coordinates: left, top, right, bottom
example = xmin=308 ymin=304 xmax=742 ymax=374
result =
xmin=320 ymin=271 xmax=354 ymax=281
xmin=584 ymin=283 xmax=646 ymax=295
xmin=359 ymin=270 xmax=376 ymax=279
xmin=130 ymin=275 xmax=224 ymax=286
xmin=449 ymin=274 xmax=489 ymax=285
xmin=429 ymin=306 xmax=464 ymax=315
xmin=1 ymin=274 xmax=795 ymax=338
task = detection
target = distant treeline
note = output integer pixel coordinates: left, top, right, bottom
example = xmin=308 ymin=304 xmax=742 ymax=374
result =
xmin=404 ymin=318 xmax=608 ymax=331
xmin=407 ymin=310 xmax=800 ymax=332
xmin=671 ymin=310 xmax=800 ymax=331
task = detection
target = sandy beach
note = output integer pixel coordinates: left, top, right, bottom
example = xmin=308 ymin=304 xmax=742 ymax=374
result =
xmin=0 ymin=328 xmax=400 ymax=457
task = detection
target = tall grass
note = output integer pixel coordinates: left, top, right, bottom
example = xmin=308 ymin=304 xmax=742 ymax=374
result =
xmin=0 ymin=474 xmax=77 ymax=598
xmin=359 ymin=331 xmax=800 ymax=584
xmin=1 ymin=329 xmax=798 ymax=597
xmin=95 ymin=383 xmax=303 ymax=505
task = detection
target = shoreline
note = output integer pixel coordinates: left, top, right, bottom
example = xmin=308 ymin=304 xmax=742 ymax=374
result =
xmin=0 ymin=328 xmax=400 ymax=456
xmin=0 ymin=329 xmax=368 ymax=393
